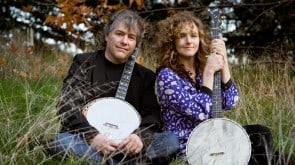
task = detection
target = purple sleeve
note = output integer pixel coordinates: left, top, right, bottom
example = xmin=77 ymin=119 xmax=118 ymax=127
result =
xmin=156 ymin=68 xmax=239 ymax=121
xmin=222 ymin=80 xmax=239 ymax=110
xmin=156 ymin=69 xmax=212 ymax=121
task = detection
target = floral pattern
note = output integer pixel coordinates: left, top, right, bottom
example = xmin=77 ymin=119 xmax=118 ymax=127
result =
xmin=156 ymin=68 xmax=239 ymax=155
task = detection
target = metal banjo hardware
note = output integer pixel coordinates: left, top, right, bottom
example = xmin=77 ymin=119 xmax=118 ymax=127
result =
xmin=186 ymin=8 xmax=252 ymax=165
xmin=83 ymin=33 xmax=144 ymax=143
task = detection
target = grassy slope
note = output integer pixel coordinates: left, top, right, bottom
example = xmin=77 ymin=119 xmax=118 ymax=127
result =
xmin=0 ymin=40 xmax=294 ymax=164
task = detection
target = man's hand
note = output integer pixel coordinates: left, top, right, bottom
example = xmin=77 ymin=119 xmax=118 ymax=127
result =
xmin=118 ymin=134 xmax=143 ymax=155
xmin=90 ymin=134 xmax=119 ymax=155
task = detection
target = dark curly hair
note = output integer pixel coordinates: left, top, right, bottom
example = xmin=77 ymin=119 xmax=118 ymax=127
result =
xmin=155 ymin=11 xmax=211 ymax=78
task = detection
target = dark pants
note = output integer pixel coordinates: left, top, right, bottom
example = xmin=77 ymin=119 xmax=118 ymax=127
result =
xmin=243 ymin=124 xmax=276 ymax=165
xmin=44 ymin=132 xmax=179 ymax=165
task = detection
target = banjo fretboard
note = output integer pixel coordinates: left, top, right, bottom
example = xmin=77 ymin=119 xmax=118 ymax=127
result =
xmin=210 ymin=8 xmax=223 ymax=119
xmin=115 ymin=49 xmax=139 ymax=100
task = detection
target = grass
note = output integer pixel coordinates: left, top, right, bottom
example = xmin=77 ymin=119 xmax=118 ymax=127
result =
xmin=0 ymin=33 xmax=294 ymax=164
xmin=230 ymin=60 xmax=295 ymax=163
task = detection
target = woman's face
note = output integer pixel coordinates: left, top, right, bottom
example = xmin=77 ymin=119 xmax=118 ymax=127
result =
xmin=175 ymin=23 xmax=200 ymax=59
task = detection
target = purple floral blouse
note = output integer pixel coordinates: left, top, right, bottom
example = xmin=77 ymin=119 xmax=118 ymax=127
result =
xmin=156 ymin=68 xmax=239 ymax=155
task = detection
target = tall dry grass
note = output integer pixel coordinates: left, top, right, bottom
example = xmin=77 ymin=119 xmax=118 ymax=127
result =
xmin=230 ymin=58 xmax=295 ymax=163
xmin=0 ymin=31 xmax=71 ymax=164
xmin=0 ymin=31 xmax=294 ymax=164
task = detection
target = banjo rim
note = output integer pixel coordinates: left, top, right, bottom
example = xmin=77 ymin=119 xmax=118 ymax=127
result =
xmin=186 ymin=118 xmax=252 ymax=165
xmin=83 ymin=97 xmax=142 ymax=121
xmin=83 ymin=97 xmax=142 ymax=142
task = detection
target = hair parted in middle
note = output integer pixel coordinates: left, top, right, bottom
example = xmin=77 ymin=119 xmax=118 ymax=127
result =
xmin=155 ymin=10 xmax=211 ymax=77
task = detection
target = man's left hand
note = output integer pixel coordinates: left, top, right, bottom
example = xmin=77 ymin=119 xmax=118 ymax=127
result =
xmin=118 ymin=134 xmax=143 ymax=155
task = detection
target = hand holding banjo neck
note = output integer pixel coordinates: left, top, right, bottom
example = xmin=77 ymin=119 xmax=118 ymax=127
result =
xmin=210 ymin=7 xmax=222 ymax=119
xmin=186 ymin=8 xmax=252 ymax=165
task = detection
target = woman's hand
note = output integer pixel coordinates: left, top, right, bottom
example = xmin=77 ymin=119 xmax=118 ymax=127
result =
xmin=202 ymin=38 xmax=231 ymax=89
xmin=205 ymin=53 xmax=224 ymax=74
xmin=211 ymin=38 xmax=228 ymax=70
xmin=203 ymin=53 xmax=224 ymax=90
xmin=210 ymin=38 xmax=231 ymax=83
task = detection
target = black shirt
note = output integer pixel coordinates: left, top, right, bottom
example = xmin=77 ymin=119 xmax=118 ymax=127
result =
xmin=57 ymin=50 xmax=162 ymax=141
xmin=104 ymin=56 xmax=124 ymax=82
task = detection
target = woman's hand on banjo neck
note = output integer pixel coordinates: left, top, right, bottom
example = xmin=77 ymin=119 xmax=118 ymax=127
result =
xmin=203 ymin=38 xmax=231 ymax=90
xmin=90 ymin=133 xmax=143 ymax=155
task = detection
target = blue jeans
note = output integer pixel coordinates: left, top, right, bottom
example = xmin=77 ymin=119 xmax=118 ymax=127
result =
xmin=49 ymin=132 xmax=179 ymax=164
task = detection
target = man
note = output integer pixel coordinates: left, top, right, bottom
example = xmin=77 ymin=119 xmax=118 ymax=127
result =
xmin=46 ymin=9 xmax=179 ymax=164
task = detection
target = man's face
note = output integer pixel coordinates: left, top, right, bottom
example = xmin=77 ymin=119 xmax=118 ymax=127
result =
xmin=105 ymin=23 xmax=137 ymax=64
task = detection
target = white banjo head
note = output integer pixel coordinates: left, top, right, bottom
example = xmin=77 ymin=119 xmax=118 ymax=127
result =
xmin=83 ymin=97 xmax=141 ymax=143
xmin=186 ymin=118 xmax=251 ymax=165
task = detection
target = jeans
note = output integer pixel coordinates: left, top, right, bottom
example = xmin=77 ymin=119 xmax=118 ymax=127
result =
xmin=48 ymin=132 xmax=179 ymax=165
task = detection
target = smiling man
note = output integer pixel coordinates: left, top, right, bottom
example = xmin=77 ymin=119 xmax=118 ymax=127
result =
xmin=45 ymin=9 xmax=179 ymax=165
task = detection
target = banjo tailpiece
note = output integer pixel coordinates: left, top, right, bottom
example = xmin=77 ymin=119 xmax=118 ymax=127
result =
xmin=185 ymin=8 xmax=252 ymax=165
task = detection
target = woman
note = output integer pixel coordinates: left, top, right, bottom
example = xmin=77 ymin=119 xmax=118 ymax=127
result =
xmin=154 ymin=11 xmax=278 ymax=165
xmin=154 ymin=11 xmax=239 ymax=157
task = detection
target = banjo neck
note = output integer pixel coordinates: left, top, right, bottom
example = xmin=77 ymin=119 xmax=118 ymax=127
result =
xmin=115 ymin=50 xmax=138 ymax=100
xmin=186 ymin=9 xmax=252 ymax=165
xmin=212 ymin=71 xmax=222 ymax=118
xmin=115 ymin=33 xmax=144 ymax=100
xmin=83 ymin=35 xmax=144 ymax=143
xmin=210 ymin=8 xmax=223 ymax=119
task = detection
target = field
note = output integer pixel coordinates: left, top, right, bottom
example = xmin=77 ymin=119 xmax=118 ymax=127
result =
xmin=0 ymin=33 xmax=294 ymax=164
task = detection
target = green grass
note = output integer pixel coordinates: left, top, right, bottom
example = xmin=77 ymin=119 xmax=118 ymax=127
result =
xmin=230 ymin=62 xmax=295 ymax=163
xmin=0 ymin=35 xmax=294 ymax=164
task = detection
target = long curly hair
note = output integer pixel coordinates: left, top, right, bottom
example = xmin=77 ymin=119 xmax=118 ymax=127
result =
xmin=155 ymin=11 xmax=211 ymax=78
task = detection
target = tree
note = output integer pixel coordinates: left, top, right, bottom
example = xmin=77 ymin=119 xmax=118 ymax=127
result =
xmin=1 ymin=0 xmax=294 ymax=59
xmin=226 ymin=0 xmax=294 ymax=59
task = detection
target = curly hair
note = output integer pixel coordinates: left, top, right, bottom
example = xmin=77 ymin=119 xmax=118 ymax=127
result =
xmin=155 ymin=11 xmax=211 ymax=78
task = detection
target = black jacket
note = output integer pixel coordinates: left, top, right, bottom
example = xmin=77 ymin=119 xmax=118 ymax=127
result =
xmin=57 ymin=50 xmax=162 ymax=142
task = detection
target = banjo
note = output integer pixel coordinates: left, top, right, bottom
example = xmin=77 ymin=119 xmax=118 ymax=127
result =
xmin=83 ymin=37 xmax=143 ymax=143
xmin=186 ymin=8 xmax=252 ymax=165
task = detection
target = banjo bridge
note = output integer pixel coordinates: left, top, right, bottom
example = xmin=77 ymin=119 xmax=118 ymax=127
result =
xmin=210 ymin=151 xmax=225 ymax=156
xmin=103 ymin=122 xmax=119 ymax=129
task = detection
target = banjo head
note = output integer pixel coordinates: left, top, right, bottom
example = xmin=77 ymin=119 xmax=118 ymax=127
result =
xmin=186 ymin=118 xmax=251 ymax=165
xmin=83 ymin=97 xmax=141 ymax=143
